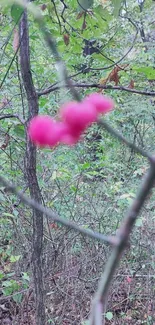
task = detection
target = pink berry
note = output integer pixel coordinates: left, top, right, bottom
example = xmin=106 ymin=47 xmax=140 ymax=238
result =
xmin=60 ymin=101 xmax=97 ymax=132
xmin=48 ymin=122 xmax=64 ymax=146
xmin=60 ymin=131 xmax=81 ymax=145
xmin=85 ymin=93 xmax=114 ymax=114
xmin=126 ymin=276 xmax=132 ymax=284
xmin=57 ymin=122 xmax=81 ymax=145
xmin=28 ymin=115 xmax=60 ymax=147
xmin=61 ymin=133 xmax=80 ymax=145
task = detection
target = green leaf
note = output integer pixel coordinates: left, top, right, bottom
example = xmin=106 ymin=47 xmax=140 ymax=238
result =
xmin=2 ymin=287 xmax=13 ymax=296
xmin=132 ymin=66 xmax=155 ymax=80
xmin=78 ymin=0 xmax=94 ymax=11
xmin=51 ymin=170 xmax=57 ymax=180
xmin=13 ymin=124 xmax=25 ymax=139
xmin=47 ymin=320 xmax=55 ymax=324
xmin=105 ymin=311 xmax=113 ymax=320
xmin=81 ymin=162 xmax=91 ymax=170
xmin=12 ymin=209 xmax=19 ymax=217
xmin=94 ymin=5 xmax=112 ymax=22
xmin=21 ymin=272 xmax=30 ymax=282
xmin=112 ymin=0 xmax=123 ymax=17
xmin=70 ymin=185 xmax=77 ymax=192
xmin=10 ymin=255 xmax=21 ymax=263
xmin=135 ymin=218 xmax=143 ymax=227
xmin=11 ymin=4 xmax=24 ymax=23
xmin=3 ymin=212 xmax=16 ymax=218
xmin=12 ymin=293 xmax=23 ymax=303
xmin=2 ymin=280 xmax=13 ymax=287
xmin=0 ymin=193 xmax=5 ymax=201
xmin=0 ymin=272 xmax=4 ymax=280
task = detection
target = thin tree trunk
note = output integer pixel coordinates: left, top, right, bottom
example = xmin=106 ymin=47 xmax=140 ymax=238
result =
xmin=19 ymin=9 xmax=46 ymax=325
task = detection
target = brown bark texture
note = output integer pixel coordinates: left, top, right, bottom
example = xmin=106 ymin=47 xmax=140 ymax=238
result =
xmin=19 ymin=9 xmax=46 ymax=325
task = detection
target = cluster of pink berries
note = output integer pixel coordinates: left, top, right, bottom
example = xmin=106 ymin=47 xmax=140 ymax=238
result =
xmin=28 ymin=93 xmax=114 ymax=147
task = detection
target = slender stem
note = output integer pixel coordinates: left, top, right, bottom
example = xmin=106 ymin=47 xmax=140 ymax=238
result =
xmin=98 ymin=119 xmax=152 ymax=161
xmin=89 ymin=158 xmax=155 ymax=324
xmin=40 ymin=26 xmax=81 ymax=102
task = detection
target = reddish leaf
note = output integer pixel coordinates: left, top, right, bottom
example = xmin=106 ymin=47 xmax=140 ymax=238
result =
xmin=128 ymin=79 xmax=135 ymax=89
xmin=63 ymin=34 xmax=70 ymax=46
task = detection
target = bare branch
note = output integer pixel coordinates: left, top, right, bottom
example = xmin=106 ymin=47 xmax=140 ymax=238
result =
xmin=0 ymin=114 xmax=25 ymax=123
xmin=89 ymin=157 xmax=155 ymax=324
xmin=38 ymin=82 xmax=155 ymax=97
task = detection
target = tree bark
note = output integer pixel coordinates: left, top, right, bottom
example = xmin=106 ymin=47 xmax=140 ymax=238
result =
xmin=19 ymin=9 xmax=46 ymax=325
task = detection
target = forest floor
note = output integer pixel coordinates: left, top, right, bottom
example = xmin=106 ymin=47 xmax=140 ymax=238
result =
xmin=0 ymin=184 xmax=155 ymax=325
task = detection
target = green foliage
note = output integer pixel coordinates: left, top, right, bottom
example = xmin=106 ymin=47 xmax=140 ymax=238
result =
xmin=105 ymin=311 xmax=113 ymax=320
xmin=11 ymin=3 xmax=23 ymax=23
xmin=112 ymin=0 xmax=123 ymax=17
xmin=132 ymin=66 xmax=155 ymax=80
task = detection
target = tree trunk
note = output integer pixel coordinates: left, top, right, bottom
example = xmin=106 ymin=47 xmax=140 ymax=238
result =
xmin=19 ymin=9 xmax=46 ymax=325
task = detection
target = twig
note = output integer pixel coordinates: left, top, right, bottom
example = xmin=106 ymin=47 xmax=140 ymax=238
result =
xmin=98 ymin=119 xmax=152 ymax=161
xmin=116 ymin=274 xmax=155 ymax=278
xmin=88 ymin=30 xmax=138 ymax=71
xmin=0 ymin=114 xmax=25 ymax=124
xmin=0 ymin=25 xmax=23 ymax=90
xmin=0 ymin=174 xmax=117 ymax=245
xmin=89 ymin=157 xmax=155 ymax=324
